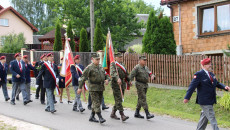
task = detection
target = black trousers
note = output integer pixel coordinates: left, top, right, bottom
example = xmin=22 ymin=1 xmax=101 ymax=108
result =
xmin=35 ymin=80 xmax=46 ymax=103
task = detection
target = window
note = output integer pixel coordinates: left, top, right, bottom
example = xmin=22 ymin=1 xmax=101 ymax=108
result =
xmin=199 ymin=2 xmax=230 ymax=36
xmin=0 ymin=19 xmax=9 ymax=26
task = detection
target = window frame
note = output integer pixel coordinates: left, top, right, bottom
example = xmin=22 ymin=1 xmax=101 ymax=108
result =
xmin=198 ymin=1 xmax=230 ymax=36
xmin=0 ymin=19 xmax=9 ymax=27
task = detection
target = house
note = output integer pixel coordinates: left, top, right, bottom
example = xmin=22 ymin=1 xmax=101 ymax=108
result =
xmin=124 ymin=14 xmax=149 ymax=50
xmin=39 ymin=28 xmax=80 ymax=51
xmin=161 ymin=0 xmax=230 ymax=56
xmin=0 ymin=5 xmax=38 ymax=46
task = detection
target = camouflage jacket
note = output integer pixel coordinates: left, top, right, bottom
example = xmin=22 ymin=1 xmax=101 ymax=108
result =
xmin=130 ymin=64 xmax=153 ymax=85
xmin=79 ymin=63 xmax=110 ymax=91
xmin=110 ymin=62 xmax=130 ymax=89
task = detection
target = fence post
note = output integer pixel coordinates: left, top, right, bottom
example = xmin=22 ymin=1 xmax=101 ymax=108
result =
xmin=97 ymin=50 xmax=104 ymax=65
xmin=30 ymin=49 xmax=35 ymax=63
xmin=21 ymin=48 xmax=26 ymax=56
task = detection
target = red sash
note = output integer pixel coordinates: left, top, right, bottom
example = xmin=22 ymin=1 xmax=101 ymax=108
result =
xmin=115 ymin=62 xmax=130 ymax=90
xmin=76 ymin=65 xmax=88 ymax=91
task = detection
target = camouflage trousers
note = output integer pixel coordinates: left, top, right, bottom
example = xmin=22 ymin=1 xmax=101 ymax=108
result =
xmin=112 ymin=85 xmax=125 ymax=112
xmin=136 ymin=83 xmax=148 ymax=110
xmin=89 ymin=91 xmax=103 ymax=113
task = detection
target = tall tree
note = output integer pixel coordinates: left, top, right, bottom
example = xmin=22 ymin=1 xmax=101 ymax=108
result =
xmin=131 ymin=0 xmax=162 ymax=14
xmin=53 ymin=20 xmax=62 ymax=51
xmin=67 ymin=21 xmax=75 ymax=52
xmin=93 ymin=19 xmax=104 ymax=52
xmin=79 ymin=28 xmax=89 ymax=52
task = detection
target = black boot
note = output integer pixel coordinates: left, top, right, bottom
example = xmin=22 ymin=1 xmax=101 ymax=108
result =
xmin=145 ymin=109 xmax=154 ymax=119
xmin=134 ymin=108 xmax=144 ymax=119
xmin=97 ymin=112 xmax=106 ymax=123
xmin=120 ymin=111 xmax=129 ymax=121
xmin=89 ymin=112 xmax=99 ymax=123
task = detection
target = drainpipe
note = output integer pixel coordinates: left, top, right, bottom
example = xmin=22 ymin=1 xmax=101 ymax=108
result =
xmin=177 ymin=3 xmax=183 ymax=55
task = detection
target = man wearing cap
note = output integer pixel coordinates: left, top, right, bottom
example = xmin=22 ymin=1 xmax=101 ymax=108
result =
xmin=0 ymin=56 xmax=10 ymax=101
xmin=184 ymin=58 xmax=230 ymax=130
xmin=36 ymin=53 xmax=59 ymax=113
xmin=71 ymin=55 xmax=85 ymax=112
xmin=35 ymin=53 xmax=47 ymax=104
xmin=16 ymin=55 xmax=34 ymax=102
xmin=10 ymin=53 xmax=30 ymax=105
xmin=130 ymin=55 xmax=155 ymax=119
xmin=78 ymin=53 xmax=110 ymax=123
xmin=110 ymin=52 xmax=131 ymax=121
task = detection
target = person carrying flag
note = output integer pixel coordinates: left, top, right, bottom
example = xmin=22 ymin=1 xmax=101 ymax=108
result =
xmin=36 ymin=53 xmax=59 ymax=113
xmin=110 ymin=52 xmax=131 ymax=121
xmin=71 ymin=55 xmax=85 ymax=112
xmin=78 ymin=53 xmax=110 ymax=124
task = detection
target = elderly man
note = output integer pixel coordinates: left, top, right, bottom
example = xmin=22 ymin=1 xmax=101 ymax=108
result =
xmin=184 ymin=58 xmax=230 ymax=130
xmin=0 ymin=56 xmax=10 ymax=101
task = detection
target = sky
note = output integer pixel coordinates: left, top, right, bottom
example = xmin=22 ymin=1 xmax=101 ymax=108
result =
xmin=0 ymin=0 xmax=170 ymax=15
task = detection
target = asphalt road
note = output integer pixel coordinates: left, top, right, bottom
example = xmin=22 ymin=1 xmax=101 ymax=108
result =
xmin=0 ymin=90 xmax=228 ymax=130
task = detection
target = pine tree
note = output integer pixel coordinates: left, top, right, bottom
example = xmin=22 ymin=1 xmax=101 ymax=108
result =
xmin=93 ymin=19 xmax=104 ymax=52
xmin=79 ymin=28 xmax=89 ymax=52
xmin=53 ymin=20 xmax=62 ymax=51
xmin=67 ymin=21 xmax=75 ymax=51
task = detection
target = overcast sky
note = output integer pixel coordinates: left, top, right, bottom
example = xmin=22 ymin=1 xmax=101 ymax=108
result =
xmin=0 ymin=0 xmax=170 ymax=15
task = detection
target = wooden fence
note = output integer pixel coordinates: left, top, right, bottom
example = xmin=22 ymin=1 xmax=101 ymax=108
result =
xmin=123 ymin=53 xmax=229 ymax=87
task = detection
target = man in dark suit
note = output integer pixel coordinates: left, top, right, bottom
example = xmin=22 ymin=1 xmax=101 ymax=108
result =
xmin=184 ymin=58 xmax=230 ymax=130
xmin=35 ymin=54 xmax=47 ymax=104
xmin=16 ymin=55 xmax=34 ymax=102
xmin=0 ymin=56 xmax=10 ymax=101
xmin=36 ymin=53 xmax=59 ymax=113
xmin=10 ymin=53 xmax=30 ymax=105
xmin=71 ymin=55 xmax=85 ymax=112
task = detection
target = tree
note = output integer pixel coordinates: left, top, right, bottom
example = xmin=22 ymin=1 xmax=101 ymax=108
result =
xmin=0 ymin=33 xmax=26 ymax=53
xmin=43 ymin=0 xmax=145 ymax=51
xmin=53 ymin=20 xmax=62 ymax=51
xmin=131 ymin=0 xmax=162 ymax=14
xmin=67 ymin=21 xmax=75 ymax=52
xmin=93 ymin=19 xmax=104 ymax=52
xmin=79 ymin=28 xmax=89 ymax=52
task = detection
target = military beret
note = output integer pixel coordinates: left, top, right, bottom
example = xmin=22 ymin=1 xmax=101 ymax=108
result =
xmin=40 ymin=53 xmax=46 ymax=59
xmin=74 ymin=55 xmax=80 ymax=60
xmin=23 ymin=55 xmax=28 ymax=59
xmin=114 ymin=52 xmax=123 ymax=57
xmin=139 ymin=55 xmax=147 ymax=60
xmin=14 ymin=53 xmax=21 ymax=58
xmin=201 ymin=58 xmax=211 ymax=65
xmin=46 ymin=53 xmax=53 ymax=57
xmin=91 ymin=53 xmax=100 ymax=59
xmin=0 ymin=56 xmax=6 ymax=60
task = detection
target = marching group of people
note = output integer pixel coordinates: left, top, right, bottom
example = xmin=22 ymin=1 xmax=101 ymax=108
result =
xmin=0 ymin=51 xmax=230 ymax=129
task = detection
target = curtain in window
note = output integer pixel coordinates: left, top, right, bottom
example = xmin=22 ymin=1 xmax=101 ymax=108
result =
xmin=202 ymin=8 xmax=214 ymax=33
xmin=217 ymin=4 xmax=230 ymax=31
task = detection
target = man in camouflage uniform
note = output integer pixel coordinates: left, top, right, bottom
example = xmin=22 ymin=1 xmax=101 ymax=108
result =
xmin=78 ymin=53 xmax=110 ymax=124
xmin=130 ymin=55 xmax=155 ymax=119
xmin=110 ymin=52 xmax=130 ymax=121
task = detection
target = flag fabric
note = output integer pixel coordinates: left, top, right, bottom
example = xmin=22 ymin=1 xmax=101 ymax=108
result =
xmin=60 ymin=39 xmax=74 ymax=88
xmin=102 ymin=31 xmax=115 ymax=75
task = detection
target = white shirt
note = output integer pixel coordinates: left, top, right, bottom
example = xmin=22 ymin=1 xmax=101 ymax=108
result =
xmin=17 ymin=60 xmax=23 ymax=70
xmin=203 ymin=69 xmax=210 ymax=79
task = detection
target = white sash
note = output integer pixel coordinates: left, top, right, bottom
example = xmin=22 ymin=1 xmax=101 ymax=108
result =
xmin=75 ymin=65 xmax=88 ymax=90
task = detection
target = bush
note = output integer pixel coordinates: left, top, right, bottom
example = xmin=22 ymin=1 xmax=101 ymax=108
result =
xmin=219 ymin=93 xmax=230 ymax=110
xmin=0 ymin=33 xmax=26 ymax=53
xmin=93 ymin=19 xmax=105 ymax=52
xmin=126 ymin=44 xmax=142 ymax=54
xmin=79 ymin=28 xmax=89 ymax=52
xmin=53 ymin=20 xmax=63 ymax=51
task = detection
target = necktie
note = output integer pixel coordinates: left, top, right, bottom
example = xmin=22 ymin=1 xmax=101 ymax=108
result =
xmin=51 ymin=63 xmax=53 ymax=68
xmin=208 ymin=72 xmax=213 ymax=83
xmin=25 ymin=64 xmax=27 ymax=68
xmin=19 ymin=62 xmax=22 ymax=72
xmin=2 ymin=64 xmax=4 ymax=70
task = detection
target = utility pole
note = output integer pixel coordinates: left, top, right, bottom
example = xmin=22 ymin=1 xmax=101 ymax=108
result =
xmin=90 ymin=0 xmax=94 ymax=52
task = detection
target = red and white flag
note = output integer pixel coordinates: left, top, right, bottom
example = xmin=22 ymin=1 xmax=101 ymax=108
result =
xmin=60 ymin=39 xmax=74 ymax=88
xmin=108 ymin=31 xmax=115 ymax=64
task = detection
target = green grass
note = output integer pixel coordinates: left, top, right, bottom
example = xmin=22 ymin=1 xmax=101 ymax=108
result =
xmin=0 ymin=121 xmax=16 ymax=130
xmin=30 ymin=84 xmax=230 ymax=128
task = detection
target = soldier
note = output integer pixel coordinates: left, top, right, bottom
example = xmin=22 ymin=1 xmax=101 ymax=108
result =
xmin=36 ymin=53 xmax=59 ymax=113
xmin=78 ymin=53 xmax=109 ymax=123
xmin=130 ymin=55 xmax=155 ymax=119
xmin=71 ymin=55 xmax=85 ymax=112
xmin=10 ymin=53 xmax=30 ymax=105
xmin=110 ymin=52 xmax=130 ymax=121
xmin=16 ymin=55 xmax=34 ymax=102
xmin=0 ymin=56 xmax=10 ymax=101
xmin=184 ymin=58 xmax=230 ymax=130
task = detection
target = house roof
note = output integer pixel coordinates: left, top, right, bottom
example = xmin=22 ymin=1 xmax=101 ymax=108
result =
xmin=160 ymin=0 xmax=195 ymax=5
xmin=38 ymin=28 xmax=66 ymax=41
xmin=33 ymin=35 xmax=43 ymax=44
xmin=0 ymin=5 xmax=38 ymax=32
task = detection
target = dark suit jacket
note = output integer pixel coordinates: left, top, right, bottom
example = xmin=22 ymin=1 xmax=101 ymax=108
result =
xmin=70 ymin=64 xmax=84 ymax=86
xmin=36 ymin=62 xmax=59 ymax=89
xmin=58 ymin=64 xmax=65 ymax=88
xmin=23 ymin=61 xmax=35 ymax=83
xmin=184 ymin=69 xmax=228 ymax=105
xmin=10 ymin=60 xmax=26 ymax=83
xmin=0 ymin=62 xmax=8 ymax=84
